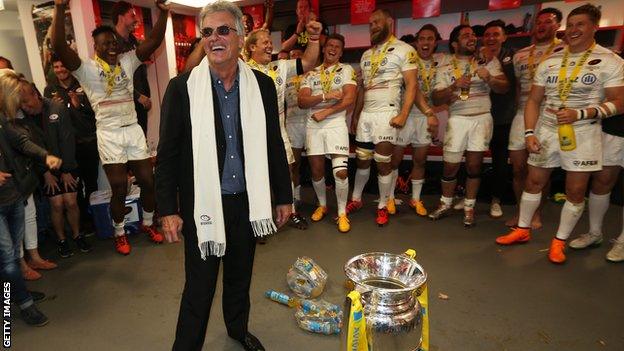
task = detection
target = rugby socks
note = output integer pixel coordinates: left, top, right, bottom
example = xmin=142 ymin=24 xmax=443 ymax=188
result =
xmin=377 ymin=173 xmax=393 ymax=209
xmin=555 ymin=200 xmax=585 ymax=241
xmin=142 ymin=210 xmax=154 ymax=227
xmin=588 ymin=192 xmax=610 ymax=235
xmin=464 ymin=198 xmax=476 ymax=209
xmin=440 ymin=195 xmax=453 ymax=207
xmin=351 ymin=168 xmax=370 ymax=201
xmin=518 ymin=192 xmax=542 ymax=228
xmin=389 ymin=169 xmax=399 ymax=199
xmin=312 ymin=178 xmax=327 ymax=207
xmin=335 ymin=177 xmax=349 ymax=216
xmin=411 ymin=179 xmax=424 ymax=201
xmin=113 ymin=221 xmax=125 ymax=237
xmin=294 ymin=184 xmax=301 ymax=202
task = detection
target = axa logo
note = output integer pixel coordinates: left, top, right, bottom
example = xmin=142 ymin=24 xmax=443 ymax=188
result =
xmin=573 ymin=160 xmax=598 ymax=167
xmin=200 ymin=214 xmax=213 ymax=225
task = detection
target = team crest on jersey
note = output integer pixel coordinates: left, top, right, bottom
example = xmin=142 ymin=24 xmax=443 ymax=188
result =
xmin=49 ymin=114 xmax=59 ymax=121
xmin=581 ymin=73 xmax=597 ymax=85
xmin=588 ymin=59 xmax=601 ymax=65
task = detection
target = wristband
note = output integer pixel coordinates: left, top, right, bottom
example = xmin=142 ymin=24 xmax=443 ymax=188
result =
xmin=524 ymin=129 xmax=535 ymax=137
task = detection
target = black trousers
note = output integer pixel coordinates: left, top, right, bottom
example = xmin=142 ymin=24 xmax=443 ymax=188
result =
xmin=75 ymin=139 xmax=99 ymax=222
xmin=490 ymin=124 xmax=511 ymax=200
xmin=173 ymin=193 xmax=256 ymax=351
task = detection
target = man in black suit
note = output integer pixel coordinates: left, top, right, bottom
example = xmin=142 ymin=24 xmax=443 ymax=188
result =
xmin=155 ymin=2 xmax=292 ymax=350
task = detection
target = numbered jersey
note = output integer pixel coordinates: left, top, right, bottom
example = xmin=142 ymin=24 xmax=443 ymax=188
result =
xmin=435 ymin=56 xmax=502 ymax=116
xmin=513 ymin=41 xmax=564 ymax=111
xmin=407 ymin=53 xmax=449 ymax=118
xmin=72 ymin=50 xmax=142 ymax=129
xmin=301 ymin=63 xmax=357 ymax=129
xmin=285 ymin=75 xmax=307 ymax=124
xmin=533 ymin=44 xmax=624 ymax=126
xmin=360 ymin=38 xmax=418 ymax=111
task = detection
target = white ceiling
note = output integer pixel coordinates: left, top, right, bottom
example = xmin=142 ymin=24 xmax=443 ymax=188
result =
xmin=0 ymin=0 xmax=265 ymax=13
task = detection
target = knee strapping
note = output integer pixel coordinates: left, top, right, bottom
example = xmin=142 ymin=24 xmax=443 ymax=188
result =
xmin=443 ymin=151 xmax=463 ymax=163
xmin=332 ymin=156 xmax=349 ymax=179
xmin=373 ymin=152 xmax=392 ymax=164
xmin=355 ymin=147 xmax=374 ymax=161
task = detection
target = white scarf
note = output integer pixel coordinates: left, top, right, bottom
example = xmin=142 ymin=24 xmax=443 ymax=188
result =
xmin=187 ymin=57 xmax=276 ymax=259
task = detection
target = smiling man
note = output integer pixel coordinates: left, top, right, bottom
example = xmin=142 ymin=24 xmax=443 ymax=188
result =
xmin=297 ymin=33 xmax=356 ymax=232
xmin=155 ymin=1 xmax=292 ymax=350
xmin=244 ymin=21 xmax=321 ymax=229
xmin=430 ymin=24 xmax=509 ymax=227
xmin=51 ymin=0 xmax=169 ymax=255
xmin=496 ymin=4 xmax=624 ymax=264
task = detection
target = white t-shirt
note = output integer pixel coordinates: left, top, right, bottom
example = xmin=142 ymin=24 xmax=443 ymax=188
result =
xmin=72 ymin=50 xmax=142 ymax=129
xmin=435 ymin=55 xmax=503 ymax=116
xmin=513 ymin=41 xmax=564 ymax=111
xmin=407 ymin=52 xmax=449 ymax=119
xmin=360 ymin=38 xmax=418 ymax=111
xmin=300 ymin=62 xmax=357 ymax=129
xmin=533 ymin=44 xmax=624 ymax=126
xmin=285 ymin=75 xmax=307 ymax=124
xmin=247 ymin=58 xmax=300 ymax=121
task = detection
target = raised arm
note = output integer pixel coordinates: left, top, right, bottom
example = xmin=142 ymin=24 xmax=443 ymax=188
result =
xmin=300 ymin=21 xmax=322 ymax=73
xmin=135 ymin=1 xmax=170 ymax=62
xmin=51 ymin=0 xmax=81 ymax=71
xmin=260 ymin=0 xmax=274 ymax=31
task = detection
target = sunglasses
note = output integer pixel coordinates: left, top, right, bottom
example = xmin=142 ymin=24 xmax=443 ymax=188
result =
xmin=200 ymin=25 xmax=238 ymax=38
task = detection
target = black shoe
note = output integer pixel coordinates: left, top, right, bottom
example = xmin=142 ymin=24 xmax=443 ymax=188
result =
xmin=73 ymin=234 xmax=92 ymax=253
xmin=20 ymin=304 xmax=49 ymax=327
xmin=237 ymin=333 xmax=265 ymax=351
xmin=57 ymin=240 xmax=74 ymax=258
xmin=29 ymin=291 xmax=47 ymax=303
xmin=288 ymin=213 xmax=309 ymax=230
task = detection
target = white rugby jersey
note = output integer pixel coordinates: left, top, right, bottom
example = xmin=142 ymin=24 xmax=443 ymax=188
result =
xmin=285 ymin=75 xmax=307 ymax=124
xmin=72 ymin=50 xmax=141 ymax=129
xmin=533 ymin=44 xmax=624 ymax=126
xmin=513 ymin=40 xmax=564 ymax=111
xmin=406 ymin=52 xmax=449 ymax=119
xmin=360 ymin=37 xmax=418 ymax=112
xmin=247 ymin=58 xmax=300 ymax=121
xmin=300 ymin=63 xmax=357 ymax=129
xmin=435 ymin=55 xmax=503 ymax=116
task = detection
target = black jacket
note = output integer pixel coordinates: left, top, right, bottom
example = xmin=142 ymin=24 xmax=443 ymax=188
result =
xmin=490 ymin=46 xmax=517 ymax=126
xmin=44 ymin=79 xmax=96 ymax=143
xmin=155 ymin=69 xmax=292 ymax=236
xmin=25 ymin=98 xmax=77 ymax=172
xmin=0 ymin=118 xmax=49 ymax=201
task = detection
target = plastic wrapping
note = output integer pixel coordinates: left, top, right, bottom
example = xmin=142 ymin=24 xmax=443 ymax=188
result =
xmin=295 ymin=299 xmax=342 ymax=335
xmin=286 ymin=257 xmax=328 ymax=298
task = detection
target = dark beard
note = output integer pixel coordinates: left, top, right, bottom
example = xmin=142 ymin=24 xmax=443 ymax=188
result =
xmin=371 ymin=25 xmax=390 ymax=46
xmin=458 ymin=46 xmax=475 ymax=56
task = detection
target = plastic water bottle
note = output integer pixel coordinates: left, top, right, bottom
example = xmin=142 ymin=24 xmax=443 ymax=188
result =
xmin=265 ymin=290 xmax=299 ymax=308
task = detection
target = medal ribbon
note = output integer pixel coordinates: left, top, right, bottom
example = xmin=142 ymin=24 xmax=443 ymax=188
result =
xmin=94 ymin=55 xmax=121 ymax=97
xmin=557 ymin=42 xmax=595 ymax=107
xmin=248 ymin=59 xmax=278 ymax=83
xmin=415 ymin=54 xmax=436 ymax=94
xmin=367 ymin=35 xmax=395 ymax=86
xmin=320 ymin=63 xmax=339 ymax=94
xmin=451 ymin=55 xmax=476 ymax=82
xmin=528 ymin=39 xmax=560 ymax=79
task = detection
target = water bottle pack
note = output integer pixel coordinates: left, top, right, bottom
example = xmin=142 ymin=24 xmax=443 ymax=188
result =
xmin=286 ymin=256 xmax=328 ymax=298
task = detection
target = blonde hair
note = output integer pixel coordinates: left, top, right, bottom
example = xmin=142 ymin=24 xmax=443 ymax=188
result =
xmin=0 ymin=69 xmax=22 ymax=120
xmin=244 ymin=29 xmax=270 ymax=60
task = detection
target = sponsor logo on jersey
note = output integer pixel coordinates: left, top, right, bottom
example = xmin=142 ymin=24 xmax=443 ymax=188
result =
xmin=335 ymin=145 xmax=349 ymax=151
xmin=276 ymin=76 xmax=283 ymax=85
xmin=502 ymin=56 xmax=512 ymax=63
xmin=581 ymin=73 xmax=597 ymax=85
xmin=334 ymin=76 xmax=342 ymax=85
xmin=48 ymin=113 xmax=59 ymax=121
xmin=381 ymin=57 xmax=388 ymax=66
xmin=573 ymin=160 xmax=598 ymax=167
xmin=588 ymin=59 xmax=601 ymax=65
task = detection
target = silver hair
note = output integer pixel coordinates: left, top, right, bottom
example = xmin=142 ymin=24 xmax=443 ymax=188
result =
xmin=199 ymin=1 xmax=245 ymax=36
